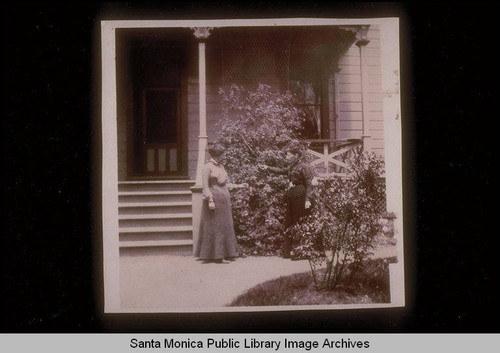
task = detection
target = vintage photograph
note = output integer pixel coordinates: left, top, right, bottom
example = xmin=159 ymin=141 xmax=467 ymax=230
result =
xmin=100 ymin=17 xmax=404 ymax=312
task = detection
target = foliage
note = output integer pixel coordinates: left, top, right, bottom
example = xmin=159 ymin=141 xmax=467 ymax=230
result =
xmin=213 ymin=84 xmax=309 ymax=254
xmin=228 ymin=257 xmax=395 ymax=307
xmin=285 ymin=149 xmax=389 ymax=290
xmin=376 ymin=212 xmax=398 ymax=247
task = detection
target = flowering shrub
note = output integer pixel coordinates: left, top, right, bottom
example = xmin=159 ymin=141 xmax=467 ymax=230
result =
xmin=213 ymin=84 xmax=309 ymax=254
xmin=285 ymin=149 xmax=389 ymax=289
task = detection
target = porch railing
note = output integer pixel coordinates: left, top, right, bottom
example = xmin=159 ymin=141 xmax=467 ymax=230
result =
xmin=303 ymin=138 xmax=362 ymax=178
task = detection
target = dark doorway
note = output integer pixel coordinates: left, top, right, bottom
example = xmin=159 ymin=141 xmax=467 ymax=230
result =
xmin=117 ymin=29 xmax=189 ymax=178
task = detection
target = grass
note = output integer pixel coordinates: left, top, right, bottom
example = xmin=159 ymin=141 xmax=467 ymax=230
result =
xmin=228 ymin=257 xmax=396 ymax=306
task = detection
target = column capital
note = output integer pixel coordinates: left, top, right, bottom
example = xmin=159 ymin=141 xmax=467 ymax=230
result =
xmin=355 ymin=25 xmax=370 ymax=47
xmin=191 ymin=27 xmax=213 ymax=41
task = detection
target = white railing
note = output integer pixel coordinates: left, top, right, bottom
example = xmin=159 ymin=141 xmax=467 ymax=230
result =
xmin=303 ymin=139 xmax=362 ymax=178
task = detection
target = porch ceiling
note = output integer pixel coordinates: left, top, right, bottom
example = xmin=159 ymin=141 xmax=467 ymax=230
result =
xmin=213 ymin=26 xmax=357 ymax=84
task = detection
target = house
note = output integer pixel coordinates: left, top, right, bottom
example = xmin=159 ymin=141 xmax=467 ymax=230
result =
xmin=101 ymin=18 xmax=403 ymax=311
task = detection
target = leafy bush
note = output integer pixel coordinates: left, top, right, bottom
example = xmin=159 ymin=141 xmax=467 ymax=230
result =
xmin=213 ymin=84 xmax=309 ymax=255
xmin=228 ymin=258 xmax=394 ymax=306
xmin=285 ymin=149 xmax=388 ymax=290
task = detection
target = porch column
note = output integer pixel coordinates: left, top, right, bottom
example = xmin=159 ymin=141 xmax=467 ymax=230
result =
xmin=190 ymin=27 xmax=212 ymax=255
xmin=356 ymin=25 xmax=372 ymax=151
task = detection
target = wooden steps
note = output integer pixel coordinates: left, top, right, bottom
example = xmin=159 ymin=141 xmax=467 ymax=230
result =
xmin=118 ymin=180 xmax=195 ymax=255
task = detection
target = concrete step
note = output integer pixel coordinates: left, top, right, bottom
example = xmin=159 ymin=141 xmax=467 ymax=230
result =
xmin=118 ymin=180 xmax=195 ymax=192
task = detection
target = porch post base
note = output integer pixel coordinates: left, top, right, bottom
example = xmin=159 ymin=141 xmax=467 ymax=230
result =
xmin=190 ymin=184 xmax=203 ymax=256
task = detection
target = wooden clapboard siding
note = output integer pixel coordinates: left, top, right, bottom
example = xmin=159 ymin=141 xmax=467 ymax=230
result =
xmin=187 ymin=80 xmax=198 ymax=179
xmin=338 ymin=111 xmax=362 ymax=121
xmin=117 ymin=104 xmax=128 ymax=181
xmin=365 ymin=47 xmax=381 ymax=58
xmin=337 ymin=74 xmax=361 ymax=84
xmin=339 ymin=93 xmax=362 ymax=102
xmin=339 ymin=56 xmax=361 ymax=66
xmin=343 ymin=47 xmax=361 ymax=57
xmin=369 ymin=102 xmax=384 ymax=112
xmin=339 ymin=82 xmax=362 ymax=93
xmin=328 ymin=76 xmax=336 ymax=139
xmin=368 ymin=83 xmax=383 ymax=93
xmin=339 ymin=120 xmax=363 ymax=131
xmin=367 ymin=56 xmax=382 ymax=67
xmin=337 ymin=35 xmax=361 ymax=141
xmin=370 ymin=138 xmax=385 ymax=151
xmin=371 ymin=121 xmax=385 ymax=131
xmin=337 ymin=130 xmax=364 ymax=140
xmin=366 ymin=26 xmax=384 ymax=156
xmin=372 ymin=131 xmax=385 ymax=142
xmin=366 ymin=25 xmax=380 ymax=39
xmin=336 ymin=25 xmax=384 ymax=157
xmin=339 ymin=102 xmax=363 ymax=112
xmin=367 ymin=111 xmax=383 ymax=121
xmin=369 ymin=93 xmax=384 ymax=103
xmin=338 ymin=65 xmax=362 ymax=75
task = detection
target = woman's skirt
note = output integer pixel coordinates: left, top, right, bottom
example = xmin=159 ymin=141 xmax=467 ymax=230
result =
xmin=283 ymin=184 xmax=307 ymax=257
xmin=195 ymin=185 xmax=238 ymax=260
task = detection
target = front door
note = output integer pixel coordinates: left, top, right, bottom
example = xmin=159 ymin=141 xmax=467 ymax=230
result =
xmin=140 ymin=86 xmax=182 ymax=176
xmin=118 ymin=29 xmax=188 ymax=178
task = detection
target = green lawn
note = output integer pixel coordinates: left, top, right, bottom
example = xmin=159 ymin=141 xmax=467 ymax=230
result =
xmin=228 ymin=257 xmax=396 ymax=306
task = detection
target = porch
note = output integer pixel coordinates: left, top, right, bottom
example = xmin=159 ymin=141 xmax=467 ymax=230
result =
xmin=116 ymin=139 xmax=370 ymax=255
xmin=112 ymin=23 xmax=382 ymax=255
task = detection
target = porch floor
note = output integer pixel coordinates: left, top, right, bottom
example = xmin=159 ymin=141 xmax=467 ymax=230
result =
xmin=119 ymin=244 xmax=398 ymax=311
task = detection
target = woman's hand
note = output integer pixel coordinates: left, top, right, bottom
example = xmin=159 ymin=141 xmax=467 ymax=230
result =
xmin=228 ymin=182 xmax=248 ymax=190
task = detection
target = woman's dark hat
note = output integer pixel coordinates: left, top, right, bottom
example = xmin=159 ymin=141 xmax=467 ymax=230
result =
xmin=207 ymin=142 xmax=224 ymax=157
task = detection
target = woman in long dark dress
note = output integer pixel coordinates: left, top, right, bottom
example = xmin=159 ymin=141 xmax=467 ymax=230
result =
xmin=195 ymin=144 xmax=245 ymax=263
xmin=260 ymin=150 xmax=316 ymax=258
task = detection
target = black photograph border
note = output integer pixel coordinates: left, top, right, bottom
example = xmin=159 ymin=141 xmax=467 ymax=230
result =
xmin=1 ymin=2 xmax=498 ymax=333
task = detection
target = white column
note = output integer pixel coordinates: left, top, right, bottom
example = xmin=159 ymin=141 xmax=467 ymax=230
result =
xmin=190 ymin=27 xmax=212 ymax=255
xmin=196 ymin=43 xmax=208 ymax=184
xmin=356 ymin=26 xmax=372 ymax=152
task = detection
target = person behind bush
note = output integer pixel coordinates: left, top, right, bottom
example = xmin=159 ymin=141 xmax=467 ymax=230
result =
xmin=195 ymin=143 xmax=247 ymax=264
xmin=259 ymin=148 xmax=317 ymax=258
